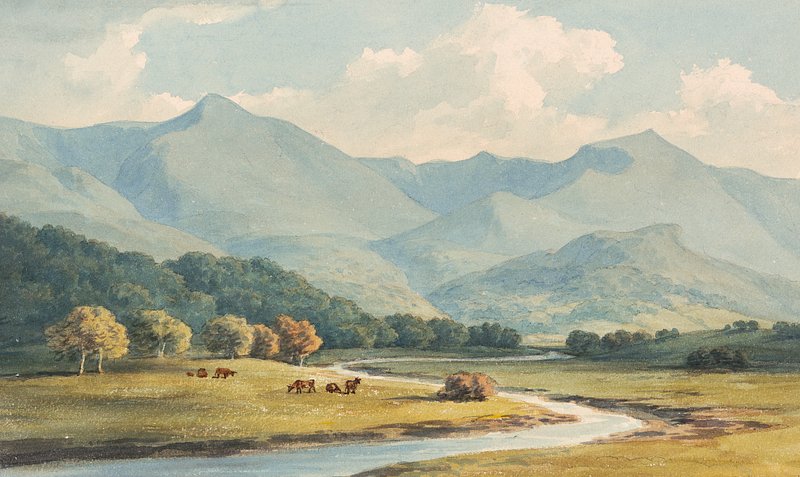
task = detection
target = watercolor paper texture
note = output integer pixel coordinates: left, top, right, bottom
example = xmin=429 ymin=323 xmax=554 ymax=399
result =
xmin=1 ymin=2 xmax=799 ymax=475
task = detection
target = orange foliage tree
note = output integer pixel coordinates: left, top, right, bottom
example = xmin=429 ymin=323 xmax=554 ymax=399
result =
xmin=273 ymin=314 xmax=322 ymax=366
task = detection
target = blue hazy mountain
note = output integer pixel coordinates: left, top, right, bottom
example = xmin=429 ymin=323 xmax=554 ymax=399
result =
xmin=373 ymin=191 xmax=595 ymax=293
xmin=0 ymin=118 xmax=222 ymax=260
xmin=360 ymin=146 xmax=632 ymax=215
xmin=370 ymin=130 xmax=800 ymax=284
xmin=113 ymin=95 xmax=436 ymax=244
xmin=5 ymin=98 xmax=800 ymax=328
xmin=428 ymin=224 xmax=800 ymax=334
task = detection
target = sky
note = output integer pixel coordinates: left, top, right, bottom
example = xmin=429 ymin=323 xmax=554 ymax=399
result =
xmin=2 ymin=1 xmax=799 ymax=177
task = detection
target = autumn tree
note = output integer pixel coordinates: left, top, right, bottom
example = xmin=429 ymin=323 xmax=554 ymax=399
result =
xmin=128 ymin=310 xmax=192 ymax=358
xmin=44 ymin=306 xmax=129 ymax=375
xmin=250 ymin=324 xmax=280 ymax=359
xmin=201 ymin=314 xmax=253 ymax=359
xmin=274 ymin=314 xmax=322 ymax=366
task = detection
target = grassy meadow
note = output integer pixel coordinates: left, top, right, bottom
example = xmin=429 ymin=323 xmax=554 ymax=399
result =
xmin=0 ymin=347 xmax=558 ymax=467
xmin=357 ymin=358 xmax=800 ymax=476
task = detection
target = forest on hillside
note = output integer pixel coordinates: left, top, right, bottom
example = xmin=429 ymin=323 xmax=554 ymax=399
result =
xmin=0 ymin=214 xmax=519 ymax=351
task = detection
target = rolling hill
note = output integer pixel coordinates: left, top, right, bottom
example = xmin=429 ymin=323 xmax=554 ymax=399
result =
xmin=428 ymin=224 xmax=800 ymax=335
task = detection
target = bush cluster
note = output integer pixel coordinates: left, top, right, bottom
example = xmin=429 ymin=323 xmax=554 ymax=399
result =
xmin=437 ymin=372 xmax=497 ymax=402
xmin=686 ymin=347 xmax=749 ymax=370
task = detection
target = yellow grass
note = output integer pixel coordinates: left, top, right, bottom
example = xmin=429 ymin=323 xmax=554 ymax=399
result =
xmin=362 ymin=361 xmax=800 ymax=476
xmin=0 ymin=357 xmax=540 ymax=448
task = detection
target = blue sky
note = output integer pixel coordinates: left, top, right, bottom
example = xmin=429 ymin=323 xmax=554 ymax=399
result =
xmin=2 ymin=1 xmax=799 ymax=177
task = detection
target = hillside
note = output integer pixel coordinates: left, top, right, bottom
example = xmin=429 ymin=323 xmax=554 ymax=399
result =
xmin=533 ymin=131 xmax=800 ymax=281
xmin=374 ymin=192 xmax=593 ymax=292
xmin=0 ymin=152 xmax=222 ymax=261
xmin=428 ymin=224 xmax=800 ymax=335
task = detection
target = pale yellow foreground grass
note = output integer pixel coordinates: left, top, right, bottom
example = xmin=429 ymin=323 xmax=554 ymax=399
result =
xmin=362 ymin=361 xmax=800 ymax=477
xmin=0 ymin=357 xmax=538 ymax=447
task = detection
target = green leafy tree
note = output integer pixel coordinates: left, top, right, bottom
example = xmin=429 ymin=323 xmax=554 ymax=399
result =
xmin=44 ymin=306 xmax=129 ymax=375
xmin=129 ymin=310 xmax=192 ymax=358
xmin=467 ymin=322 xmax=522 ymax=349
xmin=250 ymin=324 xmax=280 ymax=359
xmin=631 ymin=330 xmax=654 ymax=344
xmin=428 ymin=318 xmax=469 ymax=349
xmin=655 ymin=328 xmax=680 ymax=341
xmin=201 ymin=314 xmax=253 ymax=359
xmin=274 ymin=314 xmax=323 ymax=366
xmin=385 ymin=313 xmax=435 ymax=348
xmin=601 ymin=329 xmax=633 ymax=350
xmin=565 ymin=330 xmax=601 ymax=355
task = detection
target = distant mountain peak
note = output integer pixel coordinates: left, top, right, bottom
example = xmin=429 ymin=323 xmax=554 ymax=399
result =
xmin=194 ymin=93 xmax=250 ymax=116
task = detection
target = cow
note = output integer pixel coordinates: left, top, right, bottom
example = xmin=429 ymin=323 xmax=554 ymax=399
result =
xmin=186 ymin=371 xmax=195 ymax=377
xmin=344 ymin=377 xmax=362 ymax=395
xmin=325 ymin=382 xmax=342 ymax=394
xmin=212 ymin=368 xmax=237 ymax=379
xmin=196 ymin=368 xmax=209 ymax=378
xmin=287 ymin=379 xmax=316 ymax=393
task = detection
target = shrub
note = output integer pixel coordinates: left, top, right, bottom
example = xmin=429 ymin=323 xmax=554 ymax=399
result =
xmin=686 ymin=346 xmax=749 ymax=370
xmin=437 ymin=372 xmax=497 ymax=402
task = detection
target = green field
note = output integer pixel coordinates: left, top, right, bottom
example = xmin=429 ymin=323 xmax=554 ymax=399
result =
xmin=588 ymin=329 xmax=800 ymax=369
xmin=0 ymin=348 xmax=559 ymax=467
xmin=358 ymin=359 xmax=800 ymax=476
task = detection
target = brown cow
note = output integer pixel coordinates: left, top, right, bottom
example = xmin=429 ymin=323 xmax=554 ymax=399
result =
xmin=325 ymin=383 xmax=342 ymax=394
xmin=212 ymin=368 xmax=237 ymax=379
xmin=344 ymin=377 xmax=361 ymax=395
xmin=186 ymin=371 xmax=195 ymax=377
xmin=197 ymin=368 xmax=208 ymax=378
xmin=287 ymin=379 xmax=316 ymax=393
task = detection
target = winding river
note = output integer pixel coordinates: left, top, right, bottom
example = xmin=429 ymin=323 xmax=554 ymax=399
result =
xmin=3 ymin=354 xmax=642 ymax=477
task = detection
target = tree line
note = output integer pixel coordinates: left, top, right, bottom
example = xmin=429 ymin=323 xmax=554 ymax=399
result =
xmin=565 ymin=328 xmax=679 ymax=355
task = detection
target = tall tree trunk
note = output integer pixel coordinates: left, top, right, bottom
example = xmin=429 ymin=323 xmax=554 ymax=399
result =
xmin=78 ymin=350 xmax=86 ymax=376
xmin=97 ymin=349 xmax=104 ymax=374
xmin=159 ymin=341 xmax=166 ymax=358
xmin=299 ymin=354 xmax=305 ymax=367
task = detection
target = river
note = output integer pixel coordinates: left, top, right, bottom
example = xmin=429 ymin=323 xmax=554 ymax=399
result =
xmin=2 ymin=354 xmax=642 ymax=477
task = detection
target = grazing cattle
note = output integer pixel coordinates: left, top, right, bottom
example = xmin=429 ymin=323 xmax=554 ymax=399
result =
xmin=186 ymin=371 xmax=195 ymax=377
xmin=212 ymin=368 xmax=237 ymax=379
xmin=197 ymin=368 xmax=208 ymax=378
xmin=325 ymin=383 xmax=342 ymax=394
xmin=344 ymin=377 xmax=362 ymax=395
xmin=287 ymin=379 xmax=316 ymax=393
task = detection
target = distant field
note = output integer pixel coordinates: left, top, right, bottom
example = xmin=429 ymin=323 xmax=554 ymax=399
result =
xmin=361 ymin=359 xmax=800 ymax=476
xmin=582 ymin=329 xmax=800 ymax=370
xmin=0 ymin=348 xmax=558 ymax=467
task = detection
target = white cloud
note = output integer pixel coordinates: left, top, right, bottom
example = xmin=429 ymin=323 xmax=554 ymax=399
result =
xmin=235 ymin=4 xmax=624 ymax=162
xmin=138 ymin=92 xmax=195 ymax=121
xmin=626 ymin=59 xmax=800 ymax=178
xmin=346 ymin=48 xmax=423 ymax=79
xmin=49 ymin=3 xmax=263 ymax=126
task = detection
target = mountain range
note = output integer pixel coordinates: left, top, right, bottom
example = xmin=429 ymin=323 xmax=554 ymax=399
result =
xmin=3 ymin=94 xmax=800 ymax=335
